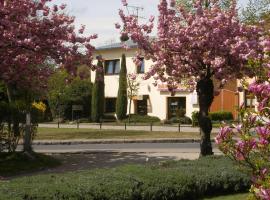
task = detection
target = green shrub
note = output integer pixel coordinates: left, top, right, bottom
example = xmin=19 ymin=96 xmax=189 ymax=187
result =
xmin=123 ymin=114 xmax=161 ymax=123
xmin=169 ymin=116 xmax=192 ymax=124
xmin=191 ymin=111 xmax=199 ymax=126
xmin=209 ymin=111 xmax=234 ymax=122
xmin=191 ymin=111 xmax=234 ymax=126
xmin=0 ymin=156 xmax=250 ymax=200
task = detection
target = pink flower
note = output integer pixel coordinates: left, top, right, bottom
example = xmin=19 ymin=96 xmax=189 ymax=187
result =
xmin=122 ymin=0 xmax=128 ymax=6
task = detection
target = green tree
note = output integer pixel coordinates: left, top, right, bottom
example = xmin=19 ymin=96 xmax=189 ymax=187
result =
xmin=116 ymin=54 xmax=128 ymax=120
xmin=47 ymin=69 xmax=93 ymax=121
xmin=241 ymin=0 xmax=270 ymax=24
xmin=91 ymin=58 xmax=105 ymax=122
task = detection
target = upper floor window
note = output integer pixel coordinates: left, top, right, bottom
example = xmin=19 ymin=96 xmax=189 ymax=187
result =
xmin=105 ymin=59 xmax=120 ymax=75
xmin=137 ymin=58 xmax=145 ymax=74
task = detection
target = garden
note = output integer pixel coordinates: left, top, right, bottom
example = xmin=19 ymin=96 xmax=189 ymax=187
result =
xmin=0 ymin=0 xmax=270 ymax=199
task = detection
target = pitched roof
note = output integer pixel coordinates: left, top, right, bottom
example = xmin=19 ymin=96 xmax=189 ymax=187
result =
xmin=95 ymin=40 xmax=137 ymax=50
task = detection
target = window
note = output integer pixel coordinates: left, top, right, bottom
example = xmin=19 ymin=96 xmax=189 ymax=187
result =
xmin=245 ymin=90 xmax=256 ymax=108
xmin=105 ymin=60 xmax=120 ymax=75
xmin=105 ymin=98 xmax=116 ymax=113
xmin=137 ymin=58 xmax=145 ymax=74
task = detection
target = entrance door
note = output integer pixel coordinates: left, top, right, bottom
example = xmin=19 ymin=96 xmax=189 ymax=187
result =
xmin=136 ymin=99 xmax=148 ymax=115
xmin=167 ymin=97 xmax=186 ymax=119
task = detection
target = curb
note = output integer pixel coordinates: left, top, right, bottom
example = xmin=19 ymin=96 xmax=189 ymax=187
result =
xmin=30 ymin=139 xmax=216 ymax=145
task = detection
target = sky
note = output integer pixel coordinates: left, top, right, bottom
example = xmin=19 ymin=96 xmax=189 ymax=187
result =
xmin=51 ymin=0 xmax=249 ymax=47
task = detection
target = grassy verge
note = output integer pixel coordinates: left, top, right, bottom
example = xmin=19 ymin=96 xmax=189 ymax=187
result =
xmin=36 ymin=127 xmax=216 ymax=140
xmin=0 ymin=156 xmax=250 ymax=200
xmin=0 ymin=152 xmax=60 ymax=177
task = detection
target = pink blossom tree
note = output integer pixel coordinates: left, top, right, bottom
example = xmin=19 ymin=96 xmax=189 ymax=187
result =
xmin=117 ymin=0 xmax=264 ymax=156
xmin=0 ymin=0 xmax=96 ymax=152
xmin=216 ymin=38 xmax=270 ymax=199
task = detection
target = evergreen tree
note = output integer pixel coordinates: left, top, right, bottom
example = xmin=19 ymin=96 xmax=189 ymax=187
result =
xmin=91 ymin=58 xmax=105 ymax=122
xmin=116 ymin=54 xmax=128 ymax=120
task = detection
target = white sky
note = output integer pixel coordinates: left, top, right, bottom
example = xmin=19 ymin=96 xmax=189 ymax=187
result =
xmin=51 ymin=0 xmax=249 ymax=47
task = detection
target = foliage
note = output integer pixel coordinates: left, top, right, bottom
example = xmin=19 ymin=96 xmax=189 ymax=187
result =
xmin=0 ymin=156 xmax=250 ymax=200
xmin=216 ymin=41 xmax=270 ymax=199
xmin=123 ymin=114 xmax=161 ymax=123
xmin=47 ymin=70 xmax=93 ymax=121
xmin=0 ymin=99 xmax=42 ymax=152
xmin=192 ymin=111 xmax=199 ymax=126
xmin=241 ymin=0 xmax=270 ymax=24
xmin=91 ymin=59 xmax=105 ymax=122
xmin=118 ymin=0 xmax=264 ymax=156
xmin=0 ymin=0 xmax=96 ymax=92
xmin=192 ymin=111 xmax=233 ymax=125
xmin=169 ymin=116 xmax=192 ymax=124
xmin=116 ymin=54 xmax=128 ymax=120
xmin=210 ymin=112 xmax=234 ymax=122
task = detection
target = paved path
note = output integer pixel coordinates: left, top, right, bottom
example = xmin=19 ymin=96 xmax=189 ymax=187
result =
xmin=11 ymin=143 xmax=222 ymax=179
xmin=39 ymin=123 xmax=220 ymax=133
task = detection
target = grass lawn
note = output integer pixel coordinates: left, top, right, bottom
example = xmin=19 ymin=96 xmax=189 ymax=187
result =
xmin=35 ymin=127 xmax=216 ymax=140
xmin=204 ymin=193 xmax=249 ymax=200
xmin=0 ymin=152 xmax=60 ymax=177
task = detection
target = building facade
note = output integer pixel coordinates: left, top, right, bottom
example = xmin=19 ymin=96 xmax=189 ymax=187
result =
xmin=93 ymin=42 xmax=241 ymax=121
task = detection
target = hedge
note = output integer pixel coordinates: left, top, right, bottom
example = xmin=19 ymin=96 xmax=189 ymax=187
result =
xmin=0 ymin=156 xmax=250 ymax=200
xmin=192 ymin=111 xmax=234 ymax=125
xmin=123 ymin=114 xmax=161 ymax=123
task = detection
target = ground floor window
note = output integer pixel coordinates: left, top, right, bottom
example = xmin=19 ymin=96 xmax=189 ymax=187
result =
xmin=105 ymin=98 xmax=116 ymax=113
xmin=167 ymin=97 xmax=186 ymax=119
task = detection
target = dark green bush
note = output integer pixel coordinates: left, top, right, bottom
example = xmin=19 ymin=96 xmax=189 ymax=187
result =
xmin=0 ymin=156 xmax=250 ymax=200
xmin=210 ymin=111 xmax=234 ymax=122
xmin=191 ymin=111 xmax=234 ymax=126
xmin=191 ymin=111 xmax=199 ymax=126
xmin=123 ymin=114 xmax=161 ymax=123
xmin=169 ymin=116 xmax=192 ymax=124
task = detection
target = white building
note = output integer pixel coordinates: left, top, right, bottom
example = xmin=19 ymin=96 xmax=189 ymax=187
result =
xmin=93 ymin=41 xmax=242 ymax=121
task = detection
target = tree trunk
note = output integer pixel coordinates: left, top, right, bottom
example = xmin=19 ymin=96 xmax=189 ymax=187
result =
xmin=128 ymin=98 xmax=132 ymax=124
xmin=196 ymin=76 xmax=214 ymax=156
xmin=23 ymin=112 xmax=32 ymax=153
xmin=6 ymin=85 xmax=20 ymax=140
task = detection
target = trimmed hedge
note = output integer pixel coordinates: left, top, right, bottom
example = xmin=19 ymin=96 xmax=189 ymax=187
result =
xmin=192 ymin=111 xmax=234 ymax=125
xmin=0 ymin=156 xmax=250 ymax=200
xmin=210 ymin=111 xmax=234 ymax=121
xmin=123 ymin=114 xmax=161 ymax=123
xmin=169 ymin=116 xmax=192 ymax=124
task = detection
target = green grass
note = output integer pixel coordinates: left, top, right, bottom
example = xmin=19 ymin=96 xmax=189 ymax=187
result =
xmin=204 ymin=193 xmax=249 ymax=200
xmin=0 ymin=156 xmax=250 ymax=200
xmin=36 ymin=127 xmax=214 ymax=140
xmin=0 ymin=152 xmax=61 ymax=177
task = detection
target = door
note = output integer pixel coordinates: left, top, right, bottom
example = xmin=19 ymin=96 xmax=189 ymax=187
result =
xmin=167 ymin=97 xmax=186 ymax=119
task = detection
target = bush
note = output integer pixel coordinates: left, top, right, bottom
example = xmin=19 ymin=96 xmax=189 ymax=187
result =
xmin=169 ymin=116 xmax=192 ymax=124
xmin=0 ymin=156 xmax=250 ymax=200
xmin=191 ymin=111 xmax=199 ymax=126
xmin=191 ymin=111 xmax=234 ymax=126
xmin=123 ymin=114 xmax=161 ymax=123
xmin=210 ymin=111 xmax=234 ymax=122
